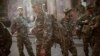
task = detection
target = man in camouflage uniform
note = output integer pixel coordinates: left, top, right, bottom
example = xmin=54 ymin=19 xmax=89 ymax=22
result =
xmin=32 ymin=4 xmax=48 ymax=56
xmin=11 ymin=7 xmax=34 ymax=56
xmin=61 ymin=9 xmax=77 ymax=56
xmin=90 ymin=0 xmax=100 ymax=56
xmin=32 ymin=3 xmax=56 ymax=56
xmin=76 ymin=5 xmax=94 ymax=56
xmin=0 ymin=22 xmax=12 ymax=56
xmin=45 ymin=14 xmax=71 ymax=56
xmin=77 ymin=4 xmax=85 ymax=17
xmin=91 ymin=12 xmax=100 ymax=56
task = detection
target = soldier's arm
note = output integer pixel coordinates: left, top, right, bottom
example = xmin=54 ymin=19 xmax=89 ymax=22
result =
xmin=43 ymin=15 xmax=53 ymax=42
xmin=76 ymin=19 xmax=83 ymax=26
xmin=93 ymin=17 xmax=99 ymax=28
xmin=90 ymin=16 xmax=99 ymax=29
xmin=11 ymin=19 xmax=17 ymax=34
xmin=89 ymin=17 xmax=96 ymax=28
xmin=77 ymin=14 xmax=87 ymax=25
xmin=60 ymin=19 xmax=66 ymax=27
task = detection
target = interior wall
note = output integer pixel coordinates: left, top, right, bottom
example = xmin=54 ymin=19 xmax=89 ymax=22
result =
xmin=0 ymin=0 xmax=8 ymax=17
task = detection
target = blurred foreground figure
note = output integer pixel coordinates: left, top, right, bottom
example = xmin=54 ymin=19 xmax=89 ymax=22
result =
xmin=91 ymin=0 xmax=100 ymax=56
xmin=0 ymin=17 xmax=11 ymax=28
xmin=11 ymin=7 xmax=34 ymax=56
xmin=61 ymin=9 xmax=77 ymax=56
xmin=32 ymin=4 xmax=47 ymax=56
xmin=32 ymin=3 xmax=53 ymax=56
xmin=0 ymin=22 xmax=12 ymax=56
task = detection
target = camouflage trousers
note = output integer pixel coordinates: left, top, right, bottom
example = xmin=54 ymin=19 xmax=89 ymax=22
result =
xmin=45 ymin=36 xmax=77 ymax=56
xmin=92 ymin=36 xmax=100 ymax=56
xmin=36 ymin=35 xmax=69 ymax=56
xmin=17 ymin=36 xmax=34 ymax=56
xmin=45 ymin=37 xmax=68 ymax=56
xmin=65 ymin=35 xmax=77 ymax=56
xmin=35 ymin=32 xmax=45 ymax=56
xmin=68 ymin=39 xmax=77 ymax=56
xmin=92 ymin=43 xmax=100 ymax=56
xmin=82 ymin=34 xmax=93 ymax=56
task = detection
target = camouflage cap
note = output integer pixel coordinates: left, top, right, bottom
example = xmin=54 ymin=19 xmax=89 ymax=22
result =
xmin=17 ymin=7 xmax=23 ymax=10
xmin=63 ymin=9 xmax=72 ymax=15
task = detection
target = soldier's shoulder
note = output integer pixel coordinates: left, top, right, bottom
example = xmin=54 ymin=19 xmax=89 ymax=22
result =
xmin=93 ymin=15 xmax=100 ymax=20
xmin=94 ymin=15 xmax=100 ymax=22
xmin=79 ymin=14 xmax=87 ymax=20
xmin=96 ymin=15 xmax=100 ymax=18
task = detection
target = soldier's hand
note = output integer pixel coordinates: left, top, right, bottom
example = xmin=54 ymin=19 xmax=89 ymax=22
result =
xmin=82 ymin=20 xmax=88 ymax=23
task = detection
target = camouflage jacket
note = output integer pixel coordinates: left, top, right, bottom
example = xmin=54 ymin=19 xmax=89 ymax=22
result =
xmin=33 ymin=13 xmax=53 ymax=42
xmin=61 ymin=18 xmax=74 ymax=32
xmin=77 ymin=14 xmax=94 ymax=34
xmin=90 ymin=15 xmax=100 ymax=43
xmin=52 ymin=16 xmax=65 ymax=40
xmin=91 ymin=15 xmax=100 ymax=36
xmin=11 ymin=16 xmax=30 ymax=36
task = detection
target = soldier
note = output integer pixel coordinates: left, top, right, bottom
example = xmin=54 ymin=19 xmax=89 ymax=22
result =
xmin=91 ymin=13 xmax=100 ymax=56
xmin=76 ymin=5 xmax=94 ymax=56
xmin=44 ymin=14 xmax=71 ymax=56
xmin=11 ymin=7 xmax=34 ymax=56
xmin=76 ymin=4 xmax=85 ymax=17
xmin=32 ymin=3 xmax=55 ymax=56
xmin=0 ymin=22 xmax=12 ymax=56
xmin=61 ymin=9 xmax=77 ymax=56
xmin=76 ymin=4 xmax=86 ymax=38
xmin=32 ymin=4 xmax=47 ymax=56
xmin=91 ymin=0 xmax=100 ymax=56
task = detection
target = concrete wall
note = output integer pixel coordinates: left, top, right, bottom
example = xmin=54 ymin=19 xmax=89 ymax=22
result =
xmin=0 ymin=0 xmax=8 ymax=17
xmin=47 ymin=0 xmax=72 ymax=20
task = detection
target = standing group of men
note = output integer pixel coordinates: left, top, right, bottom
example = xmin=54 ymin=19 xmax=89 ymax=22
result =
xmin=0 ymin=0 xmax=100 ymax=56
xmin=11 ymin=3 xmax=78 ymax=56
xmin=76 ymin=0 xmax=100 ymax=56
